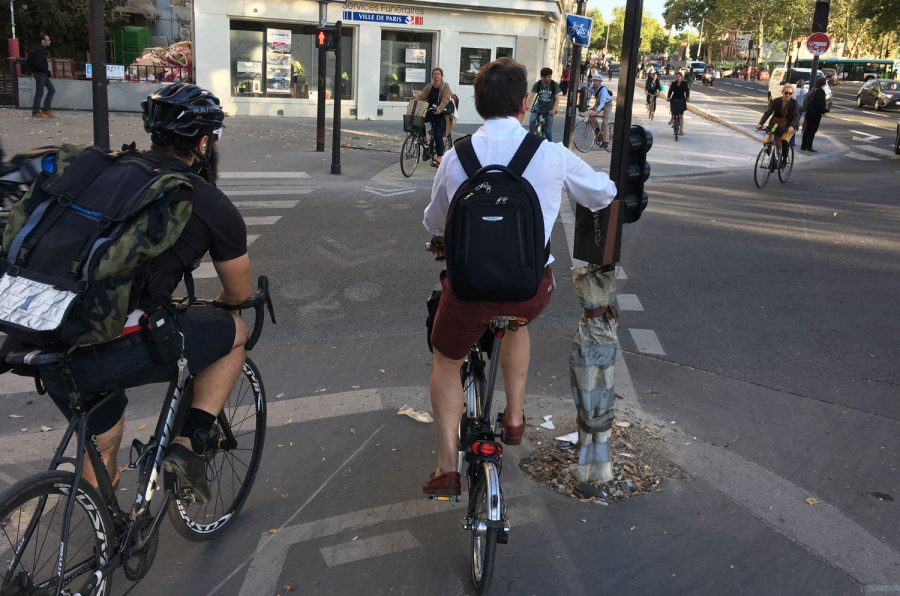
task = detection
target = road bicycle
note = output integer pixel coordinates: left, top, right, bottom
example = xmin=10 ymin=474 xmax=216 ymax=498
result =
xmin=530 ymin=109 xmax=550 ymax=140
xmin=753 ymin=124 xmax=794 ymax=188
xmin=646 ymin=93 xmax=657 ymax=121
xmin=573 ymin=112 xmax=613 ymax=153
xmin=401 ymin=109 xmax=453 ymax=177
xmin=425 ymin=240 xmax=512 ymax=594
xmin=0 ymin=276 xmax=275 ymax=595
xmin=670 ymin=98 xmax=686 ymax=142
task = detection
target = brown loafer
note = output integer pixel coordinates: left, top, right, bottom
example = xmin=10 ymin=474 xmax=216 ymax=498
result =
xmin=422 ymin=471 xmax=461 ymax=496
xmin=499 ymin=410 xmax=525 ymax=445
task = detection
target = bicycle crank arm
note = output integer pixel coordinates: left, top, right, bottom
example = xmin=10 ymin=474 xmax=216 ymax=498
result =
xmin=127 ymin=491 xmax=172 ymax=555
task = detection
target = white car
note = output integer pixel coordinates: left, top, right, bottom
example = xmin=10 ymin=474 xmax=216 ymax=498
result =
xmin=769 ymin=67 xmax=832 ymax=111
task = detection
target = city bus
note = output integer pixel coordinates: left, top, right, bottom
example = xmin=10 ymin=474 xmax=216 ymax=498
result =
xmin=796 ymin=58 xmax=895 ymax=82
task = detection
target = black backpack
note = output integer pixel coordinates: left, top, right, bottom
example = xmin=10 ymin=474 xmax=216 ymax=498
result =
xmin=444 ymin=134 xmax=547 ymax=302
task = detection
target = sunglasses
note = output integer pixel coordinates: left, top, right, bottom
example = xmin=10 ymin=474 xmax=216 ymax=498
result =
xmin=783 ymin=92 xmax=793 ymax=95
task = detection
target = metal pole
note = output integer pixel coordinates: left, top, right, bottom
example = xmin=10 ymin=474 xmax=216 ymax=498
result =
xmin=89 ymin=0 xmax=109 ymax=150
xmin=331 ymin=21 xmax=342 ymax=175
xmin=316 ymin=1 xmax=327 ymax=152
xmin=9 ymin=0 xmax=15 ymax=38
xmin=696 ymin=19 xmax=704 ymax=62
xmin=562 ymin=0 xmax=586 ymax=148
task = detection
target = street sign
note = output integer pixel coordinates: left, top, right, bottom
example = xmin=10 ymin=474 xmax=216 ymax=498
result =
xmin=566 ymin=14 xmax=593 ymax=47
xmin=807 ymin=32 xmax=830 ymax=55
xmin=735 ymin=34 xmax=751 ymax=53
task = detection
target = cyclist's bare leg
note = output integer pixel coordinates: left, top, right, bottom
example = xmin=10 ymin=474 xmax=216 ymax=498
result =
xmin=80 ymin=418 xmax=124 ymax=491
xmin=429 ymin=349 xmax=466 ymax=475
xmin=187 ymin=313 xmax=248 ymax=426
xmin=498 ymin=326 xmax=529 ymax=427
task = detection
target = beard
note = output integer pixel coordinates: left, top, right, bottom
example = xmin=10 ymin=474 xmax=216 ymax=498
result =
xmin=192 ymin=140 xmax=219 ymax=187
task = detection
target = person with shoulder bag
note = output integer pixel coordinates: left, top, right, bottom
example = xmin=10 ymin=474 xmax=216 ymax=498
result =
xmin=418 ymin=67 xmax=453 ymax=166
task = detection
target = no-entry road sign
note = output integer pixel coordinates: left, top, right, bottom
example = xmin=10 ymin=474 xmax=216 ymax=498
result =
xmin=807 ymin=32 xmax=830 ymax=56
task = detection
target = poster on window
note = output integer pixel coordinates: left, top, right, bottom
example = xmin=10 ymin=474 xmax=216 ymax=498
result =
xmin=266 ymin=28 xmax=292 ymax=94
xmin=405 ymin=48 xmax=426 ymax=64
xmin=405 ymin=68 xmax=426 ymax=83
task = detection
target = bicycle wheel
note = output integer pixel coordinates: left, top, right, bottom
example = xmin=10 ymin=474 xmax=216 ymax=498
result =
xmin=400 ymin=135 xmax=420 ymax=178
xmin=648 ymin=98 xmax=656 ymax=121
xmin=754 ymin=146 xmax=772 ymax=188
xmin=673 ymin=116 xmax=680 ymax=142
xmin=605 ymin=122 xmax=614 ymax=152
xmin=167 ymin=357 xmax=266 ymax=541
xmin=573 ymin=120 xmax=595 ymax=153
xmin=778 ymin=145 xmax=794 ymax=183
xmin=0 ymin=470 xmax=115 ymax=595
xmin=470 ymin=472 xmax=498 ymax=594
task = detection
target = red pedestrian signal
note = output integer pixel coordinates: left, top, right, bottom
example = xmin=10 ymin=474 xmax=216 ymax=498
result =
xmin=316 ymin=27 xmax=335 ymax=50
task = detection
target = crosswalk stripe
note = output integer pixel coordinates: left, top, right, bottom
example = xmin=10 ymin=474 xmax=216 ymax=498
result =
xmin=629 ymin=328 xmax=665 ymax=355
xmin=617 ymin=294 xmax=644 ymax=311
xmin=232 ymin=200 xmax=299 ymax=209
xmin=247 ymin=234 xmax=260 ymax=245
xmin=224 ymin=189 xmax=314 ymax=196
xmin=193 ymin=262 xmax=216 ymax=279
xmin=243 ymin=216 xmax=282 ymax=226
xmin=219 ymin=172 xmax=310 ymax=179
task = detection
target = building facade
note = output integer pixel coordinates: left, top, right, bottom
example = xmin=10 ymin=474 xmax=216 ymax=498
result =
xmin=193 ymin=0 xmax=572 ymax=123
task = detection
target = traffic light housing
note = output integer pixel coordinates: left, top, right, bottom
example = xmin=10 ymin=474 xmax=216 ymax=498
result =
xmin=316 ymin=27 xmax=336 ymax=50
xmin=621 ymin=125 xmax=652 ymax=224
xmin=811 ymin=1 xmax=830 ymax=33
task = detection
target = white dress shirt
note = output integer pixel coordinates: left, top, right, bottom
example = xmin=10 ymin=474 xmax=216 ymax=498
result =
xmin=423 ymin=116 xmax=617 ymax=264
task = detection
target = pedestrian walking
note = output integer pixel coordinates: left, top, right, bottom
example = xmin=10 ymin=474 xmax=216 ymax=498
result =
xmin=800 ymin=77 xmax=827 ymax=152
xmin=580 ymin=59 xmax=589 ymax=82
xmin=27 ymin=34 xmax=56 ymax=119
xmin=560 ymin=65 xmax=570 ymax=96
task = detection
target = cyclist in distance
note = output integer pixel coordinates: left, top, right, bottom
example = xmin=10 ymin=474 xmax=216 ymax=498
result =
xmin=421 ymin=57 xmax=617 ymax=496
xmin=586 ymin=74 xmax=613 ymax=149
xmin=667 ymin=71 xmax=690 ymax=132
xmin=417 ymin=67 xmax=453 ymax=167
xmin=526 ymin=67 xmax=561 ymax=141
xmin=645 ymin=70 xmax=661 ymax=113
xmin=756 ymin=83 xmax=799 ymax=166
xmin=18 ymin=84 xmax=251 ymax=504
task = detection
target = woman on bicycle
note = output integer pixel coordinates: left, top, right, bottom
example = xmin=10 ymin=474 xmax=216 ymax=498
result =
xmin=418 ymin=67 xmax=453 ymax=167
xmin=645 ymin=70 xmax=661 ymax=116
xmin=667 ymin=71 xmax=689 ymax=134
xmin=756 ymin=84 xmax=799 ymax=167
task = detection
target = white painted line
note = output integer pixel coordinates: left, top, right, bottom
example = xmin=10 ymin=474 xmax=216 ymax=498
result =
xmin=193 ymin=261 xmax=216 ymax=279
xmin=247 ymin=234 xmax=260 ymax=246
xmin=219 ymin=171 xmax=310 ymax=179
xmin=243 ymin=216 xmax=282 ymax=226
xmin=616 ymin=294 xmax=644 ymax=311
xmin=616 ymin=266 xmax=628 ymax=280
xmin=849 ymin=130 xmax=880 ymax=142
xmin=0 ymin=470 xmax=18 ymax=486
xmin=232 ymin=200 xmax=299 ymax=209
xmin=319 ymin=531 xmax=421 ymax=567
xmin=846 ymin=151 xmax=880 ymax=161
xmin=854 ymin=144 xmax=897 ymax=157
xmin=0 ymin=374 xmax=38 ymax=396
xmin=225 ymin=189 xmax=314 ymax=196
xmin=628 ymin=328 xmax=665 ymax=355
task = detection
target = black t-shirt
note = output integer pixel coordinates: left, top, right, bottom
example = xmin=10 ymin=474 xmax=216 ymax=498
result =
xmin=138 ymin=151 xmax=247 ymax=310
xmin=427 ymin=85 xmax=440 ymax=107
xmin=668 ymin=80 xmax=690 ymax=100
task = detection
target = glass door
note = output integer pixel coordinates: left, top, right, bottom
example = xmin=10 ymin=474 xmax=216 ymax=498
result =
xmin=456 ymin=35 xmax=515 ymax=121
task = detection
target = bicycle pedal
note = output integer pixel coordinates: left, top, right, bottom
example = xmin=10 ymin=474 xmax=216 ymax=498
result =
xmin=429 ymin=495 xmax=459 ymax=506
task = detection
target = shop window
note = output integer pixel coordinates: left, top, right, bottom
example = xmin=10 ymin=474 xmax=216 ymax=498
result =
xmin=380 ymin=30 xmax=435 ymax=102
xmin=459 ymin=48 xmax=492 ymax=86
xmin=496 ymin=47 xmax=514 ymax=59
xmin=230 ymin=20 xmax=354 ymax=100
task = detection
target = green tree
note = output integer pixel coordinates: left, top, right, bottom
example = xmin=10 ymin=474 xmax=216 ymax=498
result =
xmin=587 ymin=8 xmax=608 ymax=54
xmin=855 ymin=0 xmax=900 ymax=36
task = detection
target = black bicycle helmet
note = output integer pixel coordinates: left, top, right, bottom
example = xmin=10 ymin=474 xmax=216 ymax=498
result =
xmin=141 ymin=83 xmax=225 ymax=139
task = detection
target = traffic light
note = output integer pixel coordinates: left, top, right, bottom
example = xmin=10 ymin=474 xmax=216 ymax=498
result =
xmin=811 ymin=1 xmax=830 ymax=33
xmin=315 ymin=27 xmax=336 ymax=50
xmin=621 ymin=125 xmax=652 ymax=224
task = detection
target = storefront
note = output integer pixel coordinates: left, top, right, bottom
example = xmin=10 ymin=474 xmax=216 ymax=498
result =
xmin=193 ymin=0 xmax=571 ymax=123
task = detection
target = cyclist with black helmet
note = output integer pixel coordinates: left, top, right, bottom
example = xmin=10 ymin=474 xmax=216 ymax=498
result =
xmin=35 ymin=83 xmax=251 ymax=503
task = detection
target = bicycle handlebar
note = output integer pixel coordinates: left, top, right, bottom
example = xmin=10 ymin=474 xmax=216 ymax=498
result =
xmin=201 ymin=276 xmax=276 ymax=351
xmin=3 ymin=350 xmax=64 ymax=367
xmin=426 ymin=236 xmax=446 ymax=261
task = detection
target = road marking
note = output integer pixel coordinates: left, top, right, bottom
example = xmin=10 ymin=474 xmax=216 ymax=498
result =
xmin=219 ymin=171 xmax=310 ymax=179
xmin=319 ymin=531 xmax=421 ymax=567
xmin=232 ymin=200 xmax=299 ymax=209
xmin=616 ymin=294 xmax=644 ymax=311
xmin=628 ymin=329 xmax=665 ymax=355
xmin=0 ymin=374 xmax=38 ymax=396
xmin=850 ymin=130 xmax=881 ymax=142
xmin=846 ymin=151 xmax=880 ymax=161
xmin=616 ymin=266 xmax=628 ymax=280
xmin=361 ymin=186 xmax=415 ymax=197
xmin=0 ymin=470 xmax=17 ymax=486
xmin=243 ymin=216 xmax=282 ymax=226
xmin=316 ymin=235 xmax=397 ymax=267
xmin=247 ymin=234 xmax=260 ymax=246
xmin=193 ymin=261 xmax=216 ymax=279
xmin=225 ymin=189 xmax=314 ymax=196
xmin=855 ymin=144 xmax=898 ymax=157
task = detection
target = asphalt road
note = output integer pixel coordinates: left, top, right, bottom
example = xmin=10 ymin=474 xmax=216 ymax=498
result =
xmin=0 ymin=91 xmax=897 ymax=595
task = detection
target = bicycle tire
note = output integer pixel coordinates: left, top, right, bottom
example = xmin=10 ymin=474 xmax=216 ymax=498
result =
xmin=470 ymin=472 xmax=498 ymax=594
xmin=0 ymin=470 xmax=115 ymax=596
xmin=167 ymin=357 xmax=266 ymax=541
xmin=400 ymin=135 xmax=420 ymax=178
xmin=573 ymin=120 xmax=595 ymax=153
xmin=778 ymin=145 xmax=794 ymax=183
xmin=754 ymin=146 xmax=772 ymax=188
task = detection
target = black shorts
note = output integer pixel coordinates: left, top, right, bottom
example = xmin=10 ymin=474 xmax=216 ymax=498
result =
xmin=39 ymin=306 xmax=236 ymax=435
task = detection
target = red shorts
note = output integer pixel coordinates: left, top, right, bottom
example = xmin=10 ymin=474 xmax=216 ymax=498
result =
xmin=431 ymin=267 xmax=555 ymax=360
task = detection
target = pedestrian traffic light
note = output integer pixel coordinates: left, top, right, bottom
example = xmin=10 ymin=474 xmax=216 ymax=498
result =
xmin=621 ymin=125 xmax=652 ymax=224
xmin=316 ymin=27 xmax=335 ymax=50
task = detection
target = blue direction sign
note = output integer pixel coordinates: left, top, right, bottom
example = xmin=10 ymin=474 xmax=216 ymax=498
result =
xmin=566 ymin=14 xmax=593 ymax=47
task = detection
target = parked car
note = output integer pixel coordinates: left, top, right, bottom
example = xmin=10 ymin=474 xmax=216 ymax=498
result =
xmin=821 ymin=67 xmax=840 ymax=86
xmin=856 ymin=79 xmax=899 ymax=111
xmin=690 ymin=61 xmax=706 ymax=80
xmin=769 ymin=67 xmax=832 ymax=111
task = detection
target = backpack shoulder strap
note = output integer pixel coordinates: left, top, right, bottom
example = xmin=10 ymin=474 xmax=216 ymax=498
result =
xmin=506 ymin=134 xmax=543 ymax=177
xmin=454 ymin=135 xmax=482 ymax=178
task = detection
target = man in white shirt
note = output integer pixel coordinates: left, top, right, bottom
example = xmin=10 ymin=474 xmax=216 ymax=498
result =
xmin=421 ymin=57 xmax=617 ymax=496
xmin=587 ymin=74 xmax=614 ymax=148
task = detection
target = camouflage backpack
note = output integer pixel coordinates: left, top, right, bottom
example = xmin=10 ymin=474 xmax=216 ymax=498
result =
xmin=0 ymin=143 xmax=194 ymax=347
